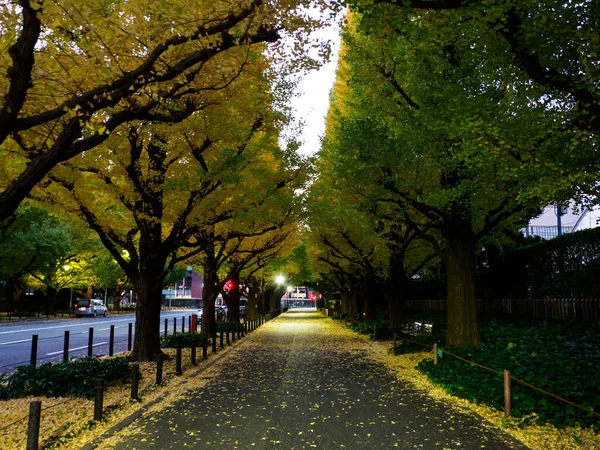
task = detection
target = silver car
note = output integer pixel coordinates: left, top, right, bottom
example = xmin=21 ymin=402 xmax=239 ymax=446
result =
xmin=74 ymin=299 xmax=108 ymax=317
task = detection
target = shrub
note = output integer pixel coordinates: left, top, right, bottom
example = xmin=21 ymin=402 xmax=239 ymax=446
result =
xmin=1 ymin=357 xmax=131 ymax=399
xmin=160 ymin=332 xmax=208 ymax=348
xmin=331 ymin=312 xmax=348 ymax=320
xmin=416 ymin=319 xmax=600 ymax=429
xmin=215 ymin=321 xmax=240 ymax=332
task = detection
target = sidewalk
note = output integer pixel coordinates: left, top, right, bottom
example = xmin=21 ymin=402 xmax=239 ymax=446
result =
xmin=92 ymin=309 xmax=528 ymax=449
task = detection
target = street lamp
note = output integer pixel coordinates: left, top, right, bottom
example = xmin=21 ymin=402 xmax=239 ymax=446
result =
xmin=275 ymin=274 xmax=285 ymax=285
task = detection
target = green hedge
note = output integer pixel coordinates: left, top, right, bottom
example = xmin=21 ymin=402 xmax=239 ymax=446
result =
xmin=160 ymin=332 xmax=208 ymax=348
xmin=0 ymin=357 xmax=131 ymax=399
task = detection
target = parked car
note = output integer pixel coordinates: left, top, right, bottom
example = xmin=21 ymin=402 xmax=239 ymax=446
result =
xmin=196 ymin=306 xmax=227 ymax=322
xmin=74 ymin=299 xmax=108 ymax=317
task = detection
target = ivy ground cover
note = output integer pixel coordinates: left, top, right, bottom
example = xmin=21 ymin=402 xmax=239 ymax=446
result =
xmin=415 ymin=318 xmax=600 ymax=430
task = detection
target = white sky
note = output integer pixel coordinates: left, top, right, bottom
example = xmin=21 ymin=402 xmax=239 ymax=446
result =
xmin=291 ymin=19 xmax=342 ymax=156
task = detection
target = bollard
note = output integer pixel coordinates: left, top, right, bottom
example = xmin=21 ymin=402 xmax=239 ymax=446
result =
xmin=156 ymin=354 xmax=164 ymax=385
xmin=63 ymin=330 xmax=70 ymax=362
xmin=109 ymin=325 xmax=115 ymax=356
xmin=226 ymin=329 xmax=230 ymax=345
xmin=212 ymin=334 xmax=217 ymax=353
xmin=237 ymin=324 xmax=241 ymax=340
xmin=182 ymin=316 xmax=185 ymax=333
xmin=393 ymin=333 xmax=397 ymax=349
xmin=220 ymin=331 xmax=224 ymax=349
xmin=202 ymin=338 xmax=208 ymax=360
xmin=131 ymin=363 xmax=139 ymax=400
xmin=173 ymin=317 xmax=177 ymax=334
xmin=30 ymin=335 xmax=38 ymax=367
xmin=176 ymin=348 xmax=182 ymax=375
xmin=26 ymin=401 xmax=41 ymax=450
xmin=88 ymin=327 xmax=94 ymax=357
xmin=242 ymin=322 xmax=245 ymax=337
xmin=128 ymin=323 xmax=133 ymax=351
xmin=191 ymin=346 xmax=197 ymax=365
xmin=164 ymin=318 xmax=168 ymax=336
xmin=189 ymin=315 xmax=192 ymax=332
xmin=433 ymin=343 xmax=438 ymax=365
xmin=372 ymin=325 xmax=377 ymax=342
xmin=94 ymin=379 xmax=104 ymax=421
xmin=191 ymin=315 xmax=197 ymax=333
xmin=504 ymin=370 xmax=512 ymax=418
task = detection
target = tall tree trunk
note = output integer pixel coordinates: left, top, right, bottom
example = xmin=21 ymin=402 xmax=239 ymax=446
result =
xmin=222 ymin=274 xmax=241 ymax=322
xmin=9 ymin=278 xmax=24 ymax=311
xmin=385 ymin=250 xmax=408 ymax=328
xmin=445 ymin=237 xmax=481 ymax=347
xmin=386 ymin=276 xmax=407 ymax=329
xmin=269 ymin=286 xmax=279 ymax=314
xmin=363 ymin=278 xmax=377 ymax=321
xmin=247 ymin=283 xmax=259 ymax=320
xmin=130 ymin=270 xmax=164 ymax=361
xmin=340 ymin=291 xmax=349 ymax=315
xmin=44 ymin=285 xmax=58 ymax=315
xmin=202 ymin=264 xmax=218 ymax=337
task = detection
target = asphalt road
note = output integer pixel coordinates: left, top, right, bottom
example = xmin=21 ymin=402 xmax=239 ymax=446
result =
xmin=96 ymin=309 xmax=528 ymax=450
xmin=0 ymin=310 xmax=197 ymax=373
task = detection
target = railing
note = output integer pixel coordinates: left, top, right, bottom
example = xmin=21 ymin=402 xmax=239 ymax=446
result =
xmin=0 ymin=315 xmax=268 ymax=449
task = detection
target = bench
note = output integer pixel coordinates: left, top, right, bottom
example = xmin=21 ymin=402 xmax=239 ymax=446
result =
xmin=400 ymin=321 xmax=433 ymax=336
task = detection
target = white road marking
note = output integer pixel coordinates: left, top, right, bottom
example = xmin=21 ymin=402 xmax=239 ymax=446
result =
xmin=45 ymin=342 xmax=108 ymax=356
xmin=0 ymin=310 xmax=194 ymax=336
xmin=0 ymin=339 xmax=32 ymax=346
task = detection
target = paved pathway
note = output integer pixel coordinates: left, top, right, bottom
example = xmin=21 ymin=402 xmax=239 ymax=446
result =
xmin=96 ymin=310 xmax=528 ymax=449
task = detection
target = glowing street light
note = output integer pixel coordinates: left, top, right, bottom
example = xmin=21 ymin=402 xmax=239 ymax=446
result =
xmin=275 ymin=274 xmax=285 ymax=285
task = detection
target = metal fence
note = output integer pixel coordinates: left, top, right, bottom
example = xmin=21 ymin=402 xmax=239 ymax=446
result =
xmin=405 ymin=298 xmax=600 ymax=321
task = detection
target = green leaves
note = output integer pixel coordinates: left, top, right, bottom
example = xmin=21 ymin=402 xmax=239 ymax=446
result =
xmin=0 ymin=357 xmax=131 ymax=399
xmin=417 ymin=319 xmax=600 ymax=429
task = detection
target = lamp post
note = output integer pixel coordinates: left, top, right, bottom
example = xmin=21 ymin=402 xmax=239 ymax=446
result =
xmin=275 ymin=275 xmax=285 ymax=311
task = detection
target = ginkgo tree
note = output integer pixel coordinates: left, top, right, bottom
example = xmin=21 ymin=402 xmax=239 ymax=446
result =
xmin=0 ymin=0 xmax=335 ymax=221
xmin=315 ymin=9 xmax=579 ymax=347
xmin=347 ymin=0 xmax=600 ymax=202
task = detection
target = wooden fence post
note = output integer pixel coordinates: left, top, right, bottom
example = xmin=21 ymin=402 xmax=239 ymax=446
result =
xmin=393 ymin=333 xmax=397 ymax=349
xmin=504 ymin=370 xmax=511 ymax=418
xmin=94 ymin=379 xmax=104 ymax=421
xmin=156 ymin=354 xmax=164 ymax=385
xmin=63 ymin=330 xmax=70 ymax=362
xmin=30 ymin=335 xmax=38 ymax=367
xmin=191 ymin=347 xmax=197 ymax=365
xmin=128 ymin=323 xmax=133 ymax=351
xmin=26 ymin=400 xmax=41 ymax=450
xmin=176 ymin=348 xmax=182 ymax=375
xmin=433 ymin=343 xmax=438 ymax=365
xmin=109 ymin=325 xmax=115 ymax=356
xmin=173 ymin=317 xmax=177 ymax=334
xmin=131 ymin=363 xmax=139 ymax=400
xmin=164 ymin=318 xmax=168 ymax=336
xmin=372 ymin=325 xmax=377 ymax=342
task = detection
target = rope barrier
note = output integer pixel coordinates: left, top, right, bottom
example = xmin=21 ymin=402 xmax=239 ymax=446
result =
xmin=430 ymin=344 xmax=600 ymax=419
xmin=388 ymin=326 xmax=599 ymax=421
xmin=0 ymin=414 xmax=28 ymax=432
